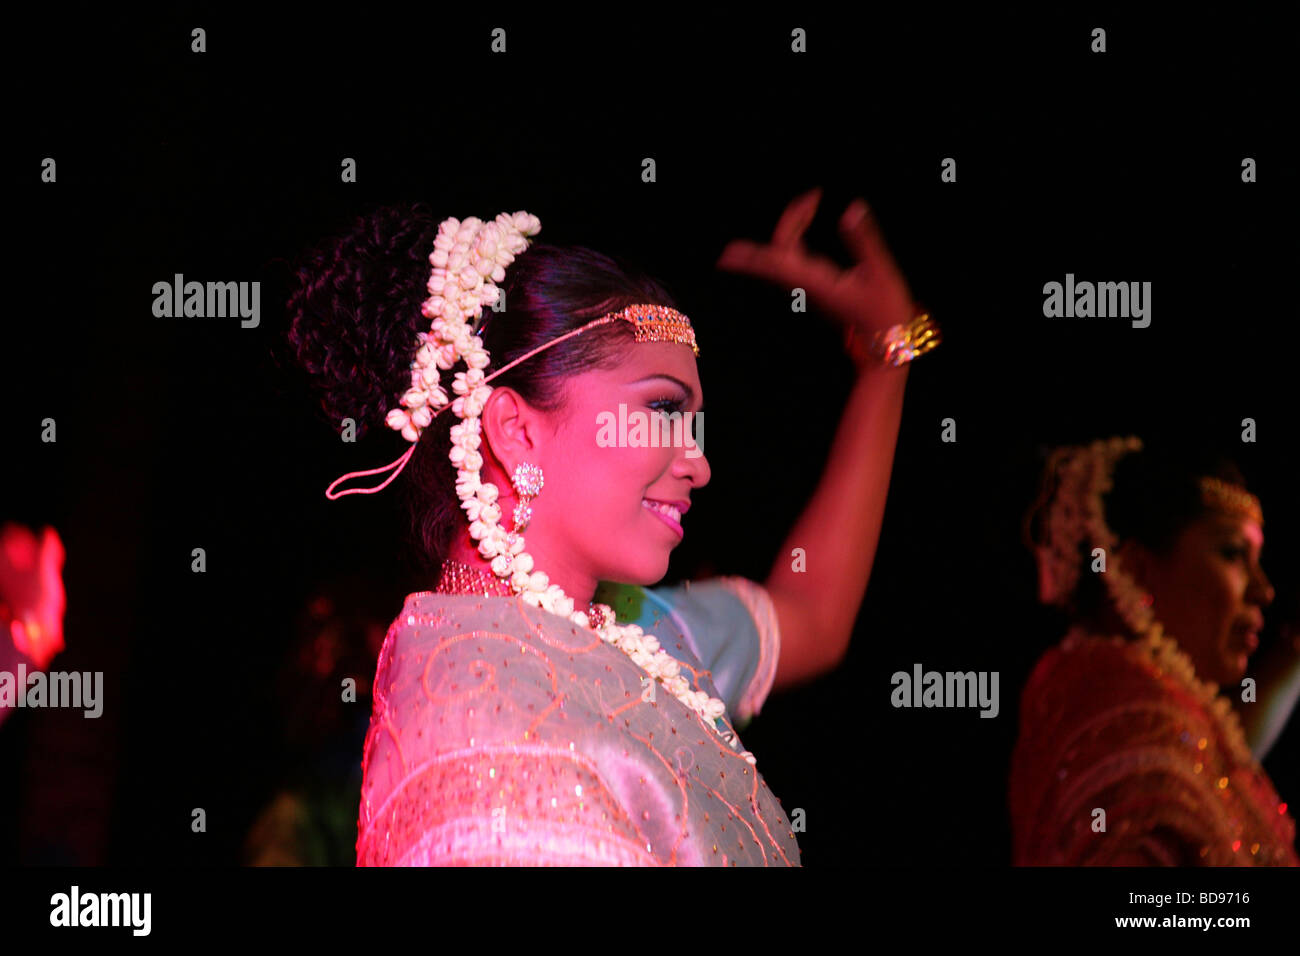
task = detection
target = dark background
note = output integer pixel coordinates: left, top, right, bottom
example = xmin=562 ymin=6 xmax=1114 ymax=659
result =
xmin=3 ymin=8 xmax=1296 ymax=865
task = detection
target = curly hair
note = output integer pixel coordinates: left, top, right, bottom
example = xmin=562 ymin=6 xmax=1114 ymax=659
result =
xmin=285 ymin=201 xmax=684 ymax=575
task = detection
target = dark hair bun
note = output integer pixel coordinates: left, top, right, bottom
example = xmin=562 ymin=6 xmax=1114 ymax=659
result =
xmin=286 ymin=202 xmax=439 ymax=438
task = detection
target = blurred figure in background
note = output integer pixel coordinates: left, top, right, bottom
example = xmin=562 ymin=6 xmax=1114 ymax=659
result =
xmin=0 ymin=522 xmax=66 ymax=728
xmin=1011 ymin=437 xmax=1300 ymax=866
xmin=242 ymin=576 xmax=387 ymax=866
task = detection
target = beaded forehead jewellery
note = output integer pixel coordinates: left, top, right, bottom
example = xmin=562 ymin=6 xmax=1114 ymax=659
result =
xmin=324 ymin=211 xmax=763 ymax=763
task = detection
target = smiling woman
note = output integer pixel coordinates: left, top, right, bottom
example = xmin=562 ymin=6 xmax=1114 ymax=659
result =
xmin=284 ymin=191 xmax=931 ymax=865
xmin=439 ymin=337 xmax=713 ymax=603
xmin=286 ymin=203 xmax=802 ymax=865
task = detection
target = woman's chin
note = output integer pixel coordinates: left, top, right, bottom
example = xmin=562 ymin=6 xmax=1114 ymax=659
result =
xmin=1216 ymin=653 xmax=1248 ymax=687
xmin=622 ymin=549 xmax=671 ymax=585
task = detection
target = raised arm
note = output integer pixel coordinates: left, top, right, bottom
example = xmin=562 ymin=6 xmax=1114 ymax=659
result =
xmin=1234 ymin=626 xmax=1300 ymax=761
xmin=764 ymin=363 xmax=908 ymax=689
xmin=716 ymin=188 xmax=924 ymax=690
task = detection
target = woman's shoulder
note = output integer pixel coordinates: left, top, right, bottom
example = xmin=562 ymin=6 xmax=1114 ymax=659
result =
xmin=1019 ymin=626 xmax=1204 ymax=734
xmin=1029 ymin=627 xmax=1166 ymax=691
xmin=382 ymin=590 xmax=600 ymax=652
xmin=392 ymin=589 xmax=538 ymax=632
xmin=372 ymin=591 xmax=603 ymax=710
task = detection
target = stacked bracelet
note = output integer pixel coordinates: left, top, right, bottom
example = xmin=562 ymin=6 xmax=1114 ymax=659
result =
xmin=845 ymin=307 xmax=941 ymax=368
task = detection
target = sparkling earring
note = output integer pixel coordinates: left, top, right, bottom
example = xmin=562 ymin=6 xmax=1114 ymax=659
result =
xmin=510 ymin=462 xmax=544 ymax=535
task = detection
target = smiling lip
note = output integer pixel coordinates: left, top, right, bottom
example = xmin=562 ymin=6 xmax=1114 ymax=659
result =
xmin=642 ymin=499 xmax=685 ymax=538
xmin=645 ymin=498 xmax=690 ymax=515
xmin=1232 ymin=621 xmax=1261 ymax=652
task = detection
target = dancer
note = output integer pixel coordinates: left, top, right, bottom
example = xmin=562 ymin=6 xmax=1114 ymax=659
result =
xmin=1012 ymin=437 xmax=1299 ymax=865
xmin=287 ymin=190 xmax=938 ymax=864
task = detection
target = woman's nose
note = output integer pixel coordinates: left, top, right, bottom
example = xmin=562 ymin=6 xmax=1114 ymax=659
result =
xmin=1248 ymin=565 xmax=1275 ymax=608
xmin=676 ymin=445 xmax=711 ymax=487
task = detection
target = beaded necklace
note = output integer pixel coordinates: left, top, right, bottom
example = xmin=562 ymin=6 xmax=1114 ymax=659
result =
xmin=434 ymin=556 xmax=611 ymax=629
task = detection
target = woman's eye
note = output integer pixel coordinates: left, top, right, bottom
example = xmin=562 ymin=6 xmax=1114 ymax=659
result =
xmin=648 ymin=397 xmax=684 ymax=414
xmin=1221 ymin=546 xmax=1248 ymax=562
xmin=647 ymin=397 xmax=698 ymax=439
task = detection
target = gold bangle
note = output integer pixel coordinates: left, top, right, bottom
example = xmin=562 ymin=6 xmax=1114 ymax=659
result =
xmin=845 ymin=308 xmax=941 ymax=367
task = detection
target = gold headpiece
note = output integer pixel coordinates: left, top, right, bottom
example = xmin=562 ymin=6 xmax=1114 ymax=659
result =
xmin=586 ymin=304 xmax=699 ymax=356
xmin=1199 ymin=476 xmax=1263 ymax=526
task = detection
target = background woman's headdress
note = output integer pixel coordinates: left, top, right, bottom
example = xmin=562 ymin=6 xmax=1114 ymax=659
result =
xmin=1024 ymin=436 xmax=1142 ymax=608
xmin=1025 ymin=435 xmax=1265 ymax=632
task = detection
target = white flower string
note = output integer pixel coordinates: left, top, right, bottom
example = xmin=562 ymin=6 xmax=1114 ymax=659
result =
xmin=1036 ymin=436 xmax=1256 ymax=768
xmin=382 ymin=211 xmax=754 ymax=766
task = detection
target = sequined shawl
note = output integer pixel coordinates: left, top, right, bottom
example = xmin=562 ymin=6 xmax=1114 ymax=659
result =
xmin=356 ymin=579 xmax=798 ymax=866
xmin=1009 ymin=627 xmax=1298 ymax=866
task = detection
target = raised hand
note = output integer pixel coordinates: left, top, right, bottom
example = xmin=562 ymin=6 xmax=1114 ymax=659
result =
xmin=716 ymin=186 xmax=918 ymax=340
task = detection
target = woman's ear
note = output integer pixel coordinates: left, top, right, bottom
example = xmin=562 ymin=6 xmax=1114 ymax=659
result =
xmin=1114 ymin=537 xmax=1155 ymax=593
xmin=479 ymin=386 xmax=542 ymax=463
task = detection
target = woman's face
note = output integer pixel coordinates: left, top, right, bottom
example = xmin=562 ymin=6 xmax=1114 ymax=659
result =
xmin=479 ymin=342 xmax=710 ymax=603
xmin=1129 ymin=511 xmax=1274 ymax=686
